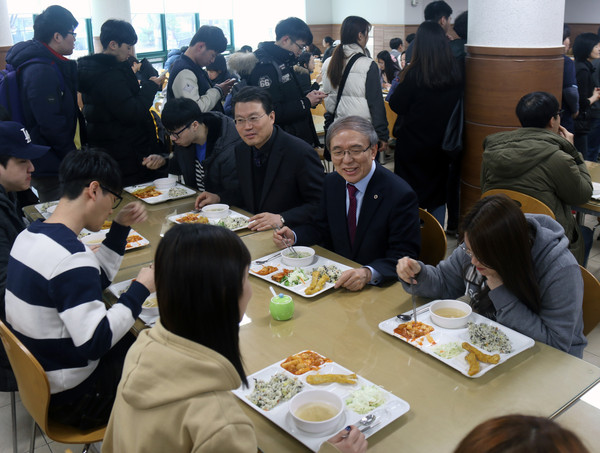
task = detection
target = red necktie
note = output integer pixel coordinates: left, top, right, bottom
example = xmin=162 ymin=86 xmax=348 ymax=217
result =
xmin=347 ymin=184 xmax=358 ymax=244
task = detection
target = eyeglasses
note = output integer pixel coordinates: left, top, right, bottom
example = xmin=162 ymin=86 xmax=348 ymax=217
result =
xmin=100 ymin=184 xmax=123 ymax=209
xmin=291 ymin=40 xmax=307 ymax=52
xmin=460 ymin=242 xmax=491 ymax=268
xmin=66 ymin=31 xmax=77 ymax=38
xmin=330 ymin=144 xmax=372 ymax=159
xmin=234 ymin=113 xmax=267 ymax=127
xmin=556 ymin=109 xmax=565 ymax=117
xmin=168 ymin=121 xmax=194 ymax=139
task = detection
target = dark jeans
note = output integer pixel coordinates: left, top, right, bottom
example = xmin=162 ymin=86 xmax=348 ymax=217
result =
xmin=48 ymin=333 xmax=135 ymax=430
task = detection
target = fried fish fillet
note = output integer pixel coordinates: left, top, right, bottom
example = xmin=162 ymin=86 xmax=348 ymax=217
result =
xmin=306 ymin=373 xmax=358 ymax=385
xmin=465 ymin=352 xmax=480 ymax=376
xmin=462 ymin=342 xmax=500 ymax=364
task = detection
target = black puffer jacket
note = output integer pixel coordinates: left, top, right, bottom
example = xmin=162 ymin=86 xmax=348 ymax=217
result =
xmin=78 ymin=53 xmax=163 ymax=185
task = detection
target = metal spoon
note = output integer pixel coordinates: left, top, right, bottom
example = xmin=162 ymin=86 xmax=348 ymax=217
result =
xmin=342 ymin=414 xmax=377 ymax=438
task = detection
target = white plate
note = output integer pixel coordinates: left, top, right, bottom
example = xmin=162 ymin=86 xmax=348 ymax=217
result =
xmin=232 ymin=351 xmax=410 ymax=452
xmin=108 ymin=279 xmax=158 ymax=326
xmin=592 ymin=182 xmax=600 ymax=199
xmin=249 ymin=255 xmax=353 ymax=298
xmin=33 ymin=201 xmax=59 ymax=219
xmin=124 ymin=182 xmax=196 ymax=204
xmin=167 ymin=210 xmax=250 ymax=231
xmin=79 ymin=228 xmax=149 ymax=251
xmin=378 ymin=301 xmax=535 ymax=378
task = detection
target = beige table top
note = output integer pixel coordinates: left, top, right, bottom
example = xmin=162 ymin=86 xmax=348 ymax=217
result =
xmin=578 ymin=161 xmax=600 ymax=214
xmin=238 ymin=231 xmax=600 ymax=452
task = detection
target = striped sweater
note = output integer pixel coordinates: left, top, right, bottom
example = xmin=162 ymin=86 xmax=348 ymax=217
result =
xmin=5 ymin=220 xmax=149 ymax=397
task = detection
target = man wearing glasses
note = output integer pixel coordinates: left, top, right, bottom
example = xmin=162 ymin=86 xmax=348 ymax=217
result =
xmin=196 ymin=87 xmax=324 ymax=231
xmin=5 ymin=5 xmax=83 ymax=202
xmin=274 ymin=116 xmax=420 ymax=291
xmin=5 ymin=148 xmax=154 ymax=430
xmin=229 ymin=17 xmax=326 ymax=147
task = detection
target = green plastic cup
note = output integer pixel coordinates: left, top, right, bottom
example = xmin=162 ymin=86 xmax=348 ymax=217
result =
xmin=270 ymin=294 xmax=294 ymax=321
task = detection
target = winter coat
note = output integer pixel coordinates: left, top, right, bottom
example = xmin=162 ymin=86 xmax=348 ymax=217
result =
xmin=5 ymin=40 xmax=80 ymax=178
xmin=77 ymin=53 xmax=163 ymax=186
xmin=482 ymin=127 xmax=592 ymax=264
xmin=403 ymin=214 xmax=587 ymax=358
xmin=321 ymin=43 xmax=389 ymax=143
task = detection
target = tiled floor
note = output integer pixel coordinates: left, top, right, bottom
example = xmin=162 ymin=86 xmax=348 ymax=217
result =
xmin=2 ymin=189 xmax=600 ymax=452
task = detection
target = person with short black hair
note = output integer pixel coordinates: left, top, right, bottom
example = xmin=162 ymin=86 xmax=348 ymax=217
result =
xmin=167 ymin=25 xmax=235 ymax=113
xmin=196 ymin=87 xmax=324 ymax=231
xmin=206 ymin=54 xmax=235 ymax=85
xmin=323 ymin=36 xmax=335 ymax=61
xmin=228 ymin=17 xmax=326 ymax=148
xmin=5 ymin=5 xmax=82 ymax=202
xmin=78 ymin=19 xmax=167 ymax=186
xmin=397 ymin=194 xmax=587 ymax=357
xmin=4 ymin=148 xmax=155 ymax=429
xmin=405 ymin=1 xmax=453 ymax=62
xmin=161 ymin=97 xmax=241 ymax=197
xmin=482 ymin=91 xmax=592 ymax=265
xmin=389 ymin=37 xmax=403 ymax=61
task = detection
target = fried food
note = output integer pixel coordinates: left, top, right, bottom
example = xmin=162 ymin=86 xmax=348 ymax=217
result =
xmin=306 ymin=373 xmax=357 ymax=385
xmin=280 ymin=350 xmax=332 ymax=375
xmin=254 ymin=266 xmax=278 ymax=276
xmin=125 ymin=234 xmax=144 ymax=249
xmin=462 ymin=342 xmax=500 ymax=364
xmin=305 ymin=272 xmax=329 ymax=295
xmin=177 ymin=213 xmax=209 ymax=224
xmin=132 ymin=185 xmax=162 ymax=199
xmin=271 ymin=269 xmax=293 ymax=283
xmin=465 ymin=352 xmax=480 ymax=376
xmin=393 ymin=321 xmax=434 ymax=340
xmin=101 ymin=220 xmax=112 ymax=230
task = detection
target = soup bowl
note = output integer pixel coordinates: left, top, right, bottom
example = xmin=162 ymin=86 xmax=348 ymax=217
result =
xmin=429 ymin=299 xmax=472 ymax=329
xmin=289 ymin=390 xmax=344 ymax=434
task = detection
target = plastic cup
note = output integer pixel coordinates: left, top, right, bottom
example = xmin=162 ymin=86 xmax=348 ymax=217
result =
xmin=270 ymin=294 xmax=294 ymax=321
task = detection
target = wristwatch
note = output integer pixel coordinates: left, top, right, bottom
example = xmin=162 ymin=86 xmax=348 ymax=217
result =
xmin=280 ymin=215 xmax=285 ymax=227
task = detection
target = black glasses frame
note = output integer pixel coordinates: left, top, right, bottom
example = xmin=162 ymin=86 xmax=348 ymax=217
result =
xmin=100 ymin=184 xmax=123 ymax=209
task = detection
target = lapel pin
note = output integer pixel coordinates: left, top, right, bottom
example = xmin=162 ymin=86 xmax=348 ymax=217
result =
xmin=374 ymin=194 xmax=379 ymax=199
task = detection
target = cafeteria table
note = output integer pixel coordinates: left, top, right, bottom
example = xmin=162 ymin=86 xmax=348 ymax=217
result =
xmin=54 ymin=195 xmax=599 ymax=452
xmin=575 ymin=161 xmax=600 ymax=222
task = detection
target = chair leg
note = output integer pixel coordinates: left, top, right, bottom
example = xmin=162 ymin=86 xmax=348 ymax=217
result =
xmin=29 ymin=419 xmax=37 ymax=453
xmin=81 ymin=443 xmax=91 ymax=453
xmin=10 ymin=391 xmax=17 ymax=453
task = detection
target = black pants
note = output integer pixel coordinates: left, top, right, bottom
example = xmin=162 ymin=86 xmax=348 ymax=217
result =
xmin=48 ymin=333 xmax=135 ymax=430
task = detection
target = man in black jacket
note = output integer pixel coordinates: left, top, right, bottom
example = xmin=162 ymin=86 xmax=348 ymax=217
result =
xmin=78 ymin=20 xmax=166 ymax=186
xmin=229 ymin=17 xmax=326 ymax=147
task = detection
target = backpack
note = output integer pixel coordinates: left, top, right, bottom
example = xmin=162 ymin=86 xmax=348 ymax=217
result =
xmin=0 ymin=58 xmax=65 ymax=124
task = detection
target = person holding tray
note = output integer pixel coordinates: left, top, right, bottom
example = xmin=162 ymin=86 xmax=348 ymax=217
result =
xmin=396 ymin=194 xmax=587 ymax=358
xmin=103 ymin=223 xmax=367 ymax=453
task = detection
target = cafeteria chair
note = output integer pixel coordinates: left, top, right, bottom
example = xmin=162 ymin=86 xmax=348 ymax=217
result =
xmin=481 ymin=189 xmax=555 ymax=219
xmin=0 ymin=320 xmax=106 ymax=453
xmin=579 ymin=265 xmax=600 ymax=336
xmin=418 ymin=208 xmax=447 ymax=266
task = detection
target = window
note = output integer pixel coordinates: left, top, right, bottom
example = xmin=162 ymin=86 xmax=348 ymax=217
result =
xmin=131 ymin=13 xmax=164 ymax=53
xmin=165 ymin=13 xmax=196 ymax=50
xmin=9 ymin=13 xmax=34 ymax=44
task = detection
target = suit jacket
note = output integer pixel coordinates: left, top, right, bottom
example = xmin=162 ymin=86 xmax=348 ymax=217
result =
xmin=226 ymin=126 xmax=324 ymax=227
xmin=295 ymin=163 xmax=420 ymax=282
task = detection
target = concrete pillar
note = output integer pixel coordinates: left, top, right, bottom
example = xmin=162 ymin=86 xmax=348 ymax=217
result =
xmin=460 ymin=0 xmax=565 ymax=216
xmin=0 ymin=0 xmax=12 ymax=69
xmin=90 ymin=0 xmax=132 ymax=53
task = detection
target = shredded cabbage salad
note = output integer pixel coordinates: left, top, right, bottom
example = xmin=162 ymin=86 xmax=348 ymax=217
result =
xmin=281 ymin=268 xmax=308 ymax=287
xmin=345 ymin=385 xmax=386 ymax=414
xmin=430 ymin=342 xmax=464 ymax=359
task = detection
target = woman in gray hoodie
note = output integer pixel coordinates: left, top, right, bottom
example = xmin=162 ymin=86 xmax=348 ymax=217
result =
xmin=396 ymin=194 xmax=587 ymax=358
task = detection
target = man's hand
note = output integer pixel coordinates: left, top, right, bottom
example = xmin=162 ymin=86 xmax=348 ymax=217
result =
xmin=326 ymin=426 xmax=367 ymax=453
xmin=396 ymin=257 xmax=421 ymax=284
xmin=249 ymin=212 xmax=281 ymax=231
xmin=273 ymin=226 xmax=295 ymax=249
xmin=378 ymin=141 xmax=388 ymax=153
xmin=216 ymin=78 xmax=236 ymax=96
xmin=558 ymin=125 xmax=574 ymax=145
xmin=334 ymin=268 xmax=371 ymax=291
xmin=135 ymin=265 xmax=155 ymax=293
xmin=150 ymin=73 xmax=166 ymax=88
xmin=306 ymin=90 xmax=327 ymax=107
xmin=195 ymin=191 xmax=221 ymax=210
xmin=141 ymin=154 xmax=166 ymax=170
xmin=114 ymin=202 xmax=147 ymax=227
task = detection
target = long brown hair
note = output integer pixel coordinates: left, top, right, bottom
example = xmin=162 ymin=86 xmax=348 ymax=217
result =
xmin=400 ymin=20 xmax=461 ymax=89
xmin=454 ymin=415 xmax=589 ymax=453
xmin=460 ymin=194 xmax=542 ymax=314
xmin=327 ymin=16 xmax=371 ymax=88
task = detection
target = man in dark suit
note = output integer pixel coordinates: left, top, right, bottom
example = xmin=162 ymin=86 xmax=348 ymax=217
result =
xmin=274 ymin=116 xmax=420 ymax=291
xmin=195 ymin=87 xmax=324 ymax=230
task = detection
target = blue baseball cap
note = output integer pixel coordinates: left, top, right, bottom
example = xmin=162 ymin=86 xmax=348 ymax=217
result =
xmin=0 ymin=121 xmax=50 ymax=159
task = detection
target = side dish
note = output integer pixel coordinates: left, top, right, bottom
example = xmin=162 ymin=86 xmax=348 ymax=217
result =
xmin=280 ymin=351 xmax=332 ymax=375
xmin=345 ymin=385 xmax=386 ymax=414
xmin=394 ymin=320 xmax=434 ymax=340
xmin=132 ymin=185 xmax=162 ymax=199
xmin=468 ymin=322 xmax=512 ymax=353
xmin=247 ymin=372 xmax=303 ymax=411
xmin=306 ymin=373 xmax=357 ymax=385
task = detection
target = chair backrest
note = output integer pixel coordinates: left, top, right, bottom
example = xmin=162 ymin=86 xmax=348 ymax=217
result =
xmin=418 ymin=208 xmax=447 ymax=266
xmin=481 ymin=189 xmax=556 ymax=219
xmin=579 ymin=265 xmax=600 ymax=336
xmin=385 ymin=101 xmax=398 ymax=139
xmin=313 ymin=100 xmax=326 ymax=117
xmin=0 ymin=320 xmax=52 ymax=432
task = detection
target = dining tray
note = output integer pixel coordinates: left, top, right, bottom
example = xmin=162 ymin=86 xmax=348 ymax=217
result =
xmin=34 ymin=201 xmax=58 ymax=219
xmin=167 ymin=210 xmax=250 ymax=231
xmin=124 ymin=182 xmax=196 ymax=204
xmin=79 ymin=228 xmax=149 ymax=251
xmin=232 ymin=351 xmax=410 ymax=452
xmin=249 ymin=253 xmax=353 ymax=298
xmin=379 ymin=301 xmax=535 ymax=378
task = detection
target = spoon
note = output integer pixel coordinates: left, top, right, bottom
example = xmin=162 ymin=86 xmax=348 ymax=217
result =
xmin=396 ymin=313 xmax=411 ymax=322
xmin=342 ymin=414 xmax=377 ymax=438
